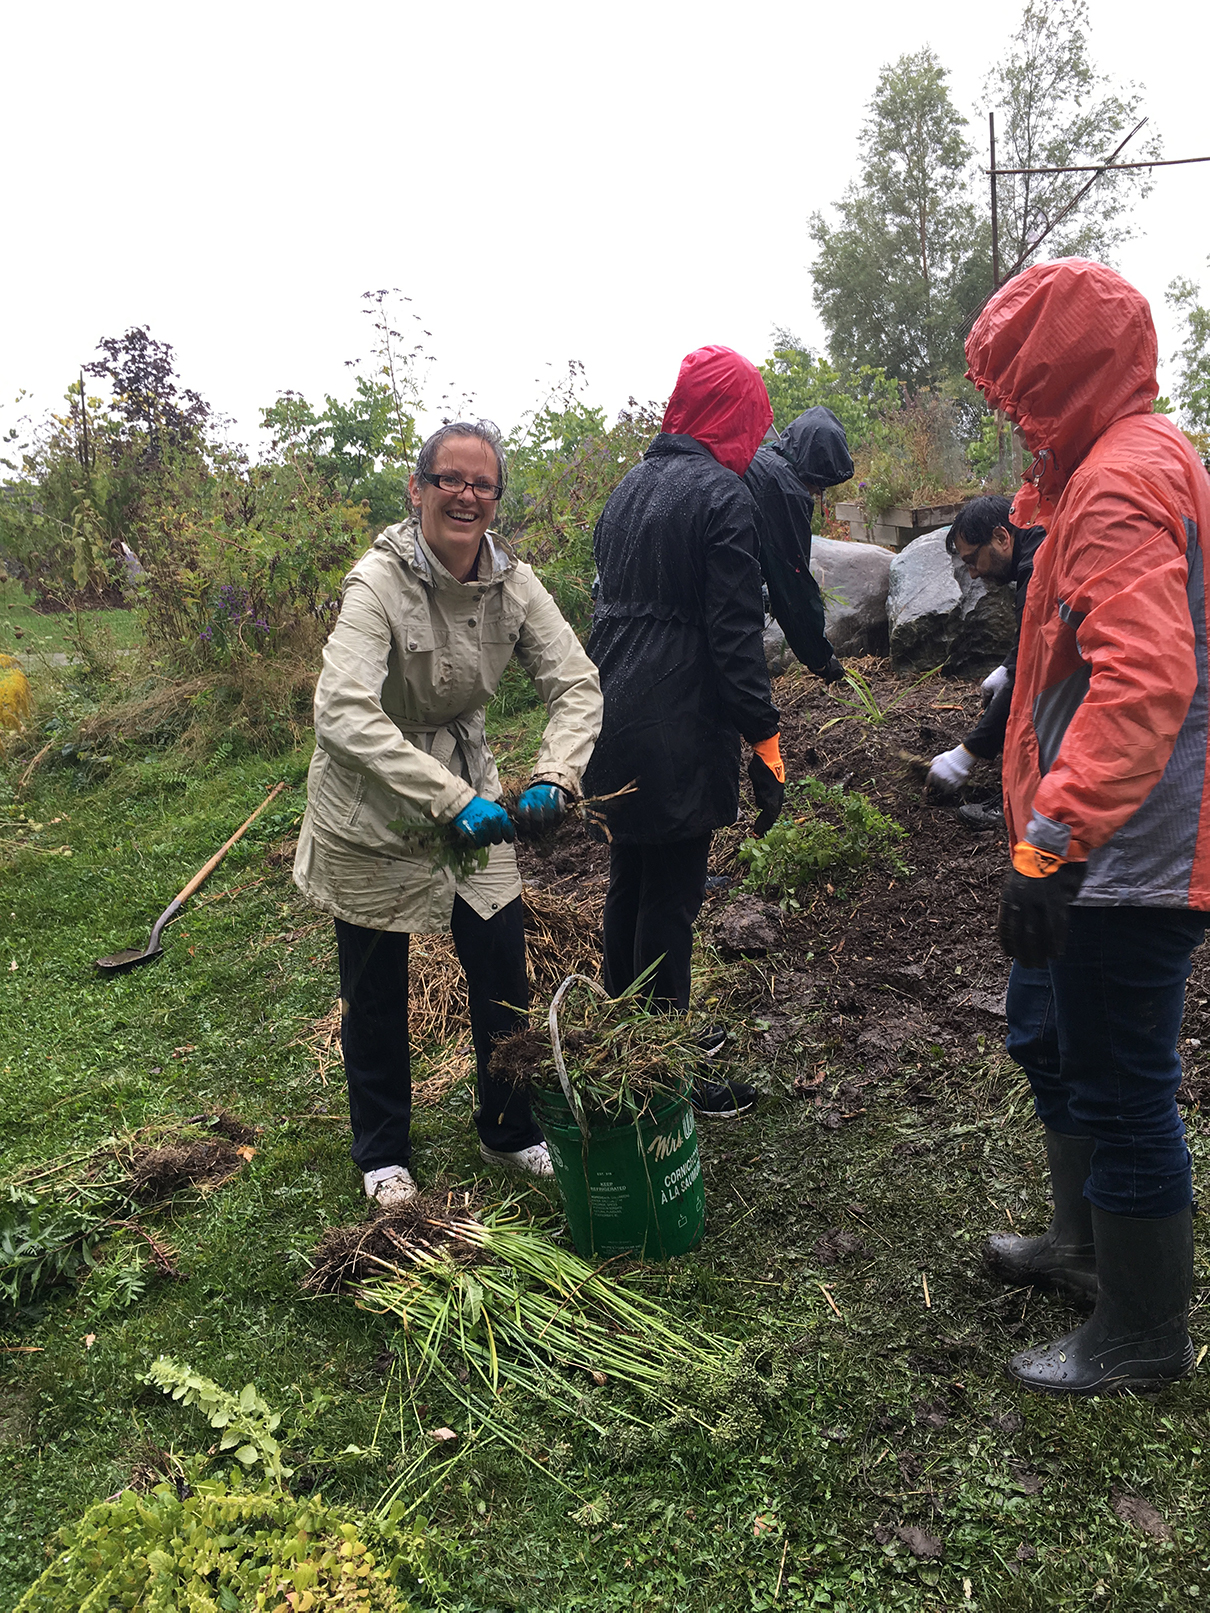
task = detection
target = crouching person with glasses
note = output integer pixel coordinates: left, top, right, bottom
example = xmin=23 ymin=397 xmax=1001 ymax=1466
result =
xmin=294 ymin=420 xmax=602 ymax=1208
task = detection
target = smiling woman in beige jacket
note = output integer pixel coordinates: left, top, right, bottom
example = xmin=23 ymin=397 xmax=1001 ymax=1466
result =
xmin=294 ymin=420 xmax=602 ymax=1208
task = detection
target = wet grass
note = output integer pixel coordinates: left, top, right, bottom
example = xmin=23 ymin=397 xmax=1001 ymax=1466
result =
xmin=1 ymin=691 xmax=1208 ymax=1610
xmin=0 ymin=580 xmax=142 ymax=662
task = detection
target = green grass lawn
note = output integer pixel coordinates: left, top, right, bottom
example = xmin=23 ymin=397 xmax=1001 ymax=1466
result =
xmin=1 ymin=693 xmax=1208 ymax=1610
xmin=0 ymin=579 xmax=143 ymax=663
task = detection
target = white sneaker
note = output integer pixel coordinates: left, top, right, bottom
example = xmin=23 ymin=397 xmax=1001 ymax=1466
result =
xmin=363 ymin=1165 xmax=419 ymax=1208
xmin=478 ymin=1142 xmax=554 ymax=1178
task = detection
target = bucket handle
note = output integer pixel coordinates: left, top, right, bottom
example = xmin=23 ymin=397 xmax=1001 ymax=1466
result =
xmin=549 ymin=973 xmax=607 ymax=1142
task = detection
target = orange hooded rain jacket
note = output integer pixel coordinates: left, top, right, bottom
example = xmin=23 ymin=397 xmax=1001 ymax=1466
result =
xmin=966 ymin=258 xmax=1210 ymax=908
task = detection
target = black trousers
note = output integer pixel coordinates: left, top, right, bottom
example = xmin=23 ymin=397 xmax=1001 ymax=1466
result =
xmin=334 ymin=896 xmax=542 ymax=1171
xmin=602 ymin=834 xmax=712 ymax=1012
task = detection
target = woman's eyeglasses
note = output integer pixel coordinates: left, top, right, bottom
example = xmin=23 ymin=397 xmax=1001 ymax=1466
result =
xmin=419 ymin=471 xmax=503 ymax=501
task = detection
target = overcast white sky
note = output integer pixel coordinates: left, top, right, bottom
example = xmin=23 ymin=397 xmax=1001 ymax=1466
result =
xmin=2 ymin=0 xmax=1207 ymax=452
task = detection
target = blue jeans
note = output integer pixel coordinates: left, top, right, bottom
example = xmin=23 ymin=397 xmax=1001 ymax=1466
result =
xmin=1005 ymin=906 xmax=1205 ymax=1218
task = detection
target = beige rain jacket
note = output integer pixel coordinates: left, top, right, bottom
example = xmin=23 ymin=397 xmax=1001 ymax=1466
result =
xmin=293 ymin=519 xmax=602 ymax=932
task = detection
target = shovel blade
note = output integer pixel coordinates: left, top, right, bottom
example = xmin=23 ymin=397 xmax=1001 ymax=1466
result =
xmin=95 ymin=943 xmax=163 ymax=974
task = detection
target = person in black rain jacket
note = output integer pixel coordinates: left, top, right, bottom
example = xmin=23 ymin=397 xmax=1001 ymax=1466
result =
xmin=584 ymin=346 xmax=784 ymax=1117
xmin=925 ymin=496 xmax=1047 ymax=826
xmin=742 ymin=405 xmax=855 ymax=683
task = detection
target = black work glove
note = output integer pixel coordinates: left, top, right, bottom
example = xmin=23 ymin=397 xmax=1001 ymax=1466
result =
xmin=812 ymin=654 xmax=846 ymax=686
xmin=998 ymin=858 xmax=1087 ymax=969
xmin=748 ymin=754 xmax=786 ymax=837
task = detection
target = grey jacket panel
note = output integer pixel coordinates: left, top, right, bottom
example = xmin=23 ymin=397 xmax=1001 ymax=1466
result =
xmin=1077 ymin=518 xmax=1209 ymax=906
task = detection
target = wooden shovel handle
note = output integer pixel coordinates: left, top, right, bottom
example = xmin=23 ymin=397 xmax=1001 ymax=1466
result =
xmin=174 ymin=781 xmax=287 ymax=905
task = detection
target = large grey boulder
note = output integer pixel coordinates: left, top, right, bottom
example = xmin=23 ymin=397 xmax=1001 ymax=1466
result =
xmin=887 ymin=528 xmax=1015 ymax=675
xmin=811 ymin=535 xmax=893 ymax=657
xmin=762 ymin=534 xmax=894 ymax=674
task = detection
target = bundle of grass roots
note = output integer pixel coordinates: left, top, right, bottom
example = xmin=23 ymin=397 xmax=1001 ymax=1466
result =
xmin=489 ymin=969 xmax=712 ymax=1125
xmin=307 ymin=1200 xmax=786 ymax=1466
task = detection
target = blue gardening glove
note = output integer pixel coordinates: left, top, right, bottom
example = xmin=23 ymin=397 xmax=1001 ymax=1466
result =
xmin=451 ymin=796 xmax=515 ymax=848
xmin=514 ymin=783 xmax=568 ymax=831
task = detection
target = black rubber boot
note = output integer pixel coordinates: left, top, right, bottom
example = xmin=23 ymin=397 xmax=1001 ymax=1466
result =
xmin=982 ymin=1129 xmax=1097 ymax=1305
xmin=1008 ymin=1204 xmax=1195 ymax=1395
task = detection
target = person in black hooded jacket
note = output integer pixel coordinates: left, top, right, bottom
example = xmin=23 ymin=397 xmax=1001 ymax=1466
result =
xmin=742 ymin=405 xmax=855 ymax=683
xmin=584 ymin=345 xmax=783 ymax=1118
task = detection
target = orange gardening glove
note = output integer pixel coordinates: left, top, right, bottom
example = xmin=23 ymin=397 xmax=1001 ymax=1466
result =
xmin=749 ymin=734 xmax=786 ymax=835
xmin=752 ymin=734 xmax=785 ymax=782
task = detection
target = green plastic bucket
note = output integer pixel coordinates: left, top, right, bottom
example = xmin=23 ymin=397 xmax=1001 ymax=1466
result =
xmin=533 ymin=975 xmax=706 ymax=1261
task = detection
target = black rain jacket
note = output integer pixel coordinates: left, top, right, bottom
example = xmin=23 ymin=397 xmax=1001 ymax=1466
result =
xmin=962 ymin=521 xmax=1047 ymax=759
xmin=742 ymin=406 xmax=855 ymax=672
xmin=584 ymin=434 xmax=779 ymax=843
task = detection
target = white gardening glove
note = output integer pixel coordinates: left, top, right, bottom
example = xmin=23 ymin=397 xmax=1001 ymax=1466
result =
xmin=980 ymin=664 xmax=1011 ymax=708
xmin=927 ymin=744 xmax=974 ymax=794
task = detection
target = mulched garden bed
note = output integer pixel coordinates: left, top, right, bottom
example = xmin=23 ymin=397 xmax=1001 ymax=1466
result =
xmin=518 ymin=657 xmax=1210 ymax=1124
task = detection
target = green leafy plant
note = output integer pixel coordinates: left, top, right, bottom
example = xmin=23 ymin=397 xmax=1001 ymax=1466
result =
xmin=759 ymin=337 xmax=900 ymax=447
xmin=850 ymin=390 xmax=976 ymax=520
xmin=820 ymin=663 xmax=941 ymax=729
xmin=12 ymin=1478 xmax=440 ymax=1612
xmin=498 ymin=376 xmax=660 ymax=637
xmin=384 ymin=816 xmax=491 ymax=884
xmin=143 ymin=1357 xmax=291 ymax=1485
xmin=1167 ymin=269 xmax=1210 ymax=446
xmin=738 ymin=778 xmax=907 ymax=909
xmin=0 ymin=1186 xmax=110 ymax=1313
xmin=84 ymin=1242 xmax=149 ymax=1314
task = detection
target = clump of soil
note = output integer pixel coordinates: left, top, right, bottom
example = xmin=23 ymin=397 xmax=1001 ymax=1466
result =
xmin=814 ymin=1228 xmax=867 ymax=1265
xmin=186 ymin=1108 xmax=260 ymax=1147
xmin=304 ymin=1192 xmax=485 ymax=1294
xmin=125 ymin=1138 xmax=245 ymax=1199
xmin=489 ymin=1026 xmax=587 ymax=1086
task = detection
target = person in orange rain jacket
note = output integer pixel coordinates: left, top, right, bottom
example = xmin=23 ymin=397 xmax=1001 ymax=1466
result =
xmin=584 ymin=346 xmax=784 ymax=1120
xmin=964 ymin=257 xmax=1210 ymax=1396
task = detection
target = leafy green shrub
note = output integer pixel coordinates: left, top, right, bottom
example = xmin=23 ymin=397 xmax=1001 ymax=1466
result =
xmin=130 ymin=451 xmax=366 ymax=674
xmin=0 ymin=1187 xmax=109 ymax=1314
xmin=759 ymin=336 xmax=900 ymax=446
xmin=498 ymin=377 xmax=660 ymax=636
xmin=737 ymin=778 xmax=907 ymax=909
xmin=0 ymin=386 xmax=139 ymax=608
xmin=144 ymin=1358 xmax=291 ymax=1486
xmin=850 ymin=389 xmax=976 ymax=520
xmin=12 ymin=1480 xmax=440 ymax=1612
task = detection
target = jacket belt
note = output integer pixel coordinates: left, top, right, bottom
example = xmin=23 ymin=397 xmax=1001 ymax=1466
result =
xmin=391 ymin=713 xmax=478 ymax=777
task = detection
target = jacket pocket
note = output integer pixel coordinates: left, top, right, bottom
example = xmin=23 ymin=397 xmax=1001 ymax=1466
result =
xmin=312 ymin=748 xmax=368 ymax=832
xmin=482 ymin=593 xmax=524 ymax=644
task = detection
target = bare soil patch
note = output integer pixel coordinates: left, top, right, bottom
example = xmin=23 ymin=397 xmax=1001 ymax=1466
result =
xmin=515 ymin=658 xmax=1210 ymax=1117
xmin=124 ymin=1138 xmax=247 ymax=1199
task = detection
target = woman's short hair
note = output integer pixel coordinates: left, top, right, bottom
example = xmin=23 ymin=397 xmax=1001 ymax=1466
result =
xmin=414 ymin=419 xmax=507 ymax=494
xmin=945 ymin=495 xmax=1013 ymax=554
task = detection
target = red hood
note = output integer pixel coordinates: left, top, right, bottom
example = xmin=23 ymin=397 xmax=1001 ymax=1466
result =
xmin=965 ymin=259 xmax=1158 ymax=527
xmin=661 ymin=345 xmax=772 ymax=476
